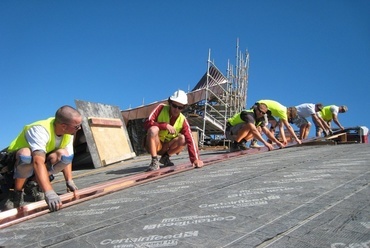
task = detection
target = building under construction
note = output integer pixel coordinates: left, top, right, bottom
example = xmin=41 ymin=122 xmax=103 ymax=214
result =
xmin=121 ymin=42 xmax=250 ymax=154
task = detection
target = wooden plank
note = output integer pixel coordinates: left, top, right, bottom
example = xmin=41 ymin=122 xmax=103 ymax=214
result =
xmin=88 ymin=117 xmax=123 ymax=127
xmin=326 ymin=132 xmax=347 ymax=142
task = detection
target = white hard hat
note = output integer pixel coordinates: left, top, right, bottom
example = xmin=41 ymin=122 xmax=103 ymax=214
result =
xmin=169 ymin=90 xmax=188 ymax=105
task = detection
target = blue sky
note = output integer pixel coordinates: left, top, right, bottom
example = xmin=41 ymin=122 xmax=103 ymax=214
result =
xmin=1 ymin=0 xmax=369 ymax=149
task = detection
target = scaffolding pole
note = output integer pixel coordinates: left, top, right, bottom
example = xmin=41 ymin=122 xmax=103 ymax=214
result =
xmin=188 ymin=40 xmax=249 ymax=147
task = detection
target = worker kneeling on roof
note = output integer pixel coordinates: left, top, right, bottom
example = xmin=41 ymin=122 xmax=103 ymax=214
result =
xmin=226 ymin=102 xmax=285 ymax=152
xmin=143 ymin=90 xmax=203 ymax=171
xmin=2 ymin=105 xmax=81 ymax=212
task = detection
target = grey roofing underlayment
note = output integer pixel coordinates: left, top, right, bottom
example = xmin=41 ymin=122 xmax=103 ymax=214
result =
xmin=0 ymin=143 xmax=369 ymax=248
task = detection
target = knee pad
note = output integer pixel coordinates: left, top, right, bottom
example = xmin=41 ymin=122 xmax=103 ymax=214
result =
xmin=48 ymin=155 xmax=74 ymax=174
xmin=19 ymin=155 xmax=32 ymax=165
xmin=61 ymin=154 xmax=74 ymax=164
xmin=14 ymin=155 xmax=33 ymax=178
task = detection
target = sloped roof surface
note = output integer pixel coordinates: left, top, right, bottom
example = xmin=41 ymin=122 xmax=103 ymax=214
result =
xmin=1 ymin=144 xmax=369 ymax=247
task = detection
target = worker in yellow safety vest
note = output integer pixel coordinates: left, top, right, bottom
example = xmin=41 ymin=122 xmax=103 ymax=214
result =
xmin=144 ymin=90 xmax=203 ymax=171
xmin=316 ymin=105 xmax=348 ymax=137
xmin=3 ymin=105 xmax=82 ymax=212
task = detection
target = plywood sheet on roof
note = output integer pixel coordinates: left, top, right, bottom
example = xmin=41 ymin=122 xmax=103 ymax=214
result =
xmin=75 ymin=100 xmax=136 ymax=168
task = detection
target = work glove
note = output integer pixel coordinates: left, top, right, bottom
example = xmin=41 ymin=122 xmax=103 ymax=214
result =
xmin=45 ymin=190 xmax=62 ymax=212
xmin=66 ymin=180 xmax=78 ymax=192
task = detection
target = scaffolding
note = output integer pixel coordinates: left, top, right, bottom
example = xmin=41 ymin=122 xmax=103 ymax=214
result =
xmin=186 ymin=40 xmax=250 ymax=146
xmin=227 ymin=39 xmax=250 ymax=116
xmin=121 ymin=40 xmax=249 ymax=153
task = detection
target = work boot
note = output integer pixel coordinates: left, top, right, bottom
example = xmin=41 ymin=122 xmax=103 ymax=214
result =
xmin=230 ymin=141 xmax=240 ymax=152
xmin=159 ymin=154 xmax=174 ymax=167
xmin=3 ymin=190 xmax=24 ymax=210
xmin=238 ymin=141 xmax=248 ymax=150
xmin=230 ymin=141 xmax=249 ymax=152
xmin=24 ymin=181 xmax=45 ymax=201
xmin=250 ymin=139 xmax=263 ymax=148
xmin=146 ymin=158 xmax=160 ymax=171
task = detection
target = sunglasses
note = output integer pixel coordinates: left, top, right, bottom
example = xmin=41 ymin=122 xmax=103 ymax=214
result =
xmin=65 ymin=123 xmax=82 ymax=130
xmin=258 ymin=107 xmax=266 ymax=115
xmin=171 ymin=103 xmax=184 ymax=110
